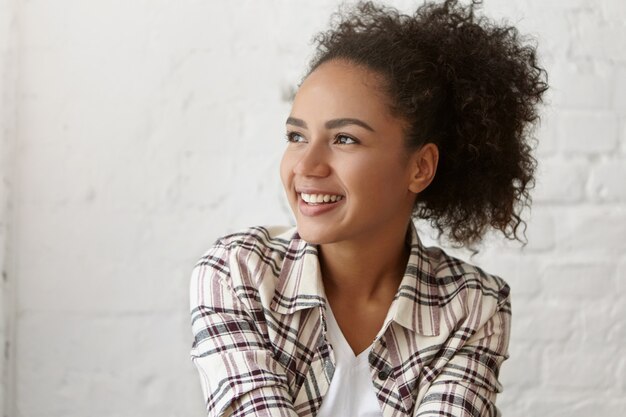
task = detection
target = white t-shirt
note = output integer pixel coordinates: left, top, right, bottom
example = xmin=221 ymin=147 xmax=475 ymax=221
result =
xmin=316 ymin=303 xmax=384 ymax=417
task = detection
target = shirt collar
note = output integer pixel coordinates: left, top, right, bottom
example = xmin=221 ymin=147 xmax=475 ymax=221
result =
xmin=269 ymin=230 xmax=327 ymax=314
xmin=269 ymin=222 xmax=440 ymax=336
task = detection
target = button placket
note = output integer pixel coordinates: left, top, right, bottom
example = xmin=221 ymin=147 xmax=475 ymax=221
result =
xmin=369 ymin=337 xmax=392 ymax=379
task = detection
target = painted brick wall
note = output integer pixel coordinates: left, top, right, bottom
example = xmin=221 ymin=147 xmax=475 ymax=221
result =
xmin=1 ymin=0 xmax=17 ymax=415
xmin=5 ymin=0 xmax=626 ymax=416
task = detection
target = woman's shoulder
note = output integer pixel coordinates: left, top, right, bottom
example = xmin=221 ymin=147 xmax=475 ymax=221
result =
xmin=420 ymin=245 xmax=511 ymax=337
xmin=424 ymin=244 xmax=511 ymax=307
xmin=193 ymin=225 xmax=300 ymax=284
xmin=191 ymin=225 xmax=301 ymax=308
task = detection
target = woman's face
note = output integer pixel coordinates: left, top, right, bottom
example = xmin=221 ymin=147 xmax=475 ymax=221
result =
xmin=280 ymin=59 xmax=420 ymax=245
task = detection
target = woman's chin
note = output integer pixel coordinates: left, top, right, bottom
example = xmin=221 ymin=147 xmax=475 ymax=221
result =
xmin=295 ymin=223 xmax=337 ymax=245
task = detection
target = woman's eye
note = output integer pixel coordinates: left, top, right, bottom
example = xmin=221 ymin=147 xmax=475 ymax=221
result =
xmin=285 ymin=132 xmax=306 ymax=143
xmin=334 ymin=134 xmax=358 ymax=145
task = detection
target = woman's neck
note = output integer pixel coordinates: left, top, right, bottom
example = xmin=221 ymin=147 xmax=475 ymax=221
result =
xmin=318 ymin=220 xmax=411 ymax=304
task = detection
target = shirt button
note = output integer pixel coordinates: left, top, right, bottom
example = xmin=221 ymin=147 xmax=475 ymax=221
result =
xmin=377 ymin=369 xmax=390 ymax=380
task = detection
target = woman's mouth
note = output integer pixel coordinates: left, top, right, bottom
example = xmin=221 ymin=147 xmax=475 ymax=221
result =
xmin=297 ymin=192 xmax=345 ymax=216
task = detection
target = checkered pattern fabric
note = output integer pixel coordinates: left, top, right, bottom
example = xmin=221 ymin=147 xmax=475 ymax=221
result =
xmin=190 ymin=222 xmax=511 ymax=417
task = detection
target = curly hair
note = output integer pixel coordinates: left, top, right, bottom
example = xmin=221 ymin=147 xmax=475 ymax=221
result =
xmin=305 ymin=0 xmax=548 ymax=248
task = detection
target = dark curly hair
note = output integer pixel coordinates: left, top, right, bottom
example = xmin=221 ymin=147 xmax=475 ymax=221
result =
xmin=304 ymin=0 xmax=548 ymax=248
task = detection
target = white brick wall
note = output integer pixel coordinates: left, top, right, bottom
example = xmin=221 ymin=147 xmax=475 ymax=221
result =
xmin=1 ymin=0 xmax=17 ymax=415
xmin=4 ymin=0 xmax=626 ymax=416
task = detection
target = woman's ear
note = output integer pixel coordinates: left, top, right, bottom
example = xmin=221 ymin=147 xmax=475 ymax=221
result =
xmin=408 ymin=142 xmax=439 ymax=194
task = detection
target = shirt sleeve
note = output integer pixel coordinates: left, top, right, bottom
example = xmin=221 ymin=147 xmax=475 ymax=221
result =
xmin=189 ymin=240 xmax=299 ymax=417
xmin=415 ymin=285 xmax=511 ymax=417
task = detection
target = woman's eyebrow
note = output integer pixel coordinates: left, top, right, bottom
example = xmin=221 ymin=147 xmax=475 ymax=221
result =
xmin=285 ymin=117 xmax=375 ymax=132
xmin=326 ymin=118 xmax=375 ymax=132
xmin=286 ymin=117 xmax=308 ymax=128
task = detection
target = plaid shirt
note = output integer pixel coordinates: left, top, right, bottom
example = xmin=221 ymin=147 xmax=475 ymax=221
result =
xmin=189 ymin=222 xmax=511 ymax=417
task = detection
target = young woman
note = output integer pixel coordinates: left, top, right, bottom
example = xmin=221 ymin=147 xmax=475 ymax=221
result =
xmin=189 ymin=1 xmax=547 ymax=416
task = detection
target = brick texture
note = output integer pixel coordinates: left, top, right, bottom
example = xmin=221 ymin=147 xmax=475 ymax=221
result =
xmin=1 ymin=0 xmax=17 ymax=414
xmin=3 ymin=0 xmax=626 ymax=416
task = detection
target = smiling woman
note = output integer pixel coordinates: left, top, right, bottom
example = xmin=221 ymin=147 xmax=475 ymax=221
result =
xmin=189 ymin=1 xmax=547 ymax=416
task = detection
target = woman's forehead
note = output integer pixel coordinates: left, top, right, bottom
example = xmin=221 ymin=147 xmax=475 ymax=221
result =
xmin=291 ymin=60 xmax=396 ymax=125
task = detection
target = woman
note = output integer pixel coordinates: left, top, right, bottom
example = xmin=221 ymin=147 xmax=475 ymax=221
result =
xmin=189 ymin=1 xmax=547 ymax=416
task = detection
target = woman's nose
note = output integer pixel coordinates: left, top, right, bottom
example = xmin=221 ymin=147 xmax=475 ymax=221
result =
xmin=293 ymin=143 xmax=331 ymax=178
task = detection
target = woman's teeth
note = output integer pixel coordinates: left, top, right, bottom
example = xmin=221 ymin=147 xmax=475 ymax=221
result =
xmin=301 ymin=193 xmax=344 ymax=204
